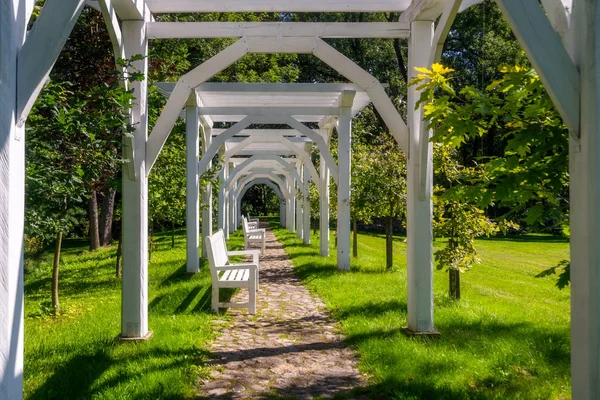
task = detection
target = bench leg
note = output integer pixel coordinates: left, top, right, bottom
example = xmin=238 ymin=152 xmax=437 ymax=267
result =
xmin=212 ymin=286 xmax=219 ymax=313
xmin=249 ymin=283 xmax=256 ymax=314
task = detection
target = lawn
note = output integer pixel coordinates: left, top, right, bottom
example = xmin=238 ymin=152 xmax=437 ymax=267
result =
xmin=23 ymin=230 xmax=244 ymax=399
xmin=23 ymin=223 xmax=570 ymax=399
xmin=271 ymin=225 xmax=571 ymax=400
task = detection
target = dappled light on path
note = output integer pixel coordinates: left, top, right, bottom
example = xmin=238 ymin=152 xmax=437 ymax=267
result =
xmin=198 ymin=227 xmax=366 ymax=399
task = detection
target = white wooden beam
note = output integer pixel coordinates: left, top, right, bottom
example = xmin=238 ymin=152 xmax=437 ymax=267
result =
xmin=201 ymin=126 xmax=213 ymax=258
xmin=302 ymin=164 xmax=311 ymax=245
xmin=496 ymin=0 xmax=580 ymax=134
xmin=429 ymin=0 xmax=462 ymax=66
xmin=16 ymin=0 xmax=87 ymax=126
xmin=399 ymin=0 xmax=446 ymax=22
xmin=86 ymin=0 xmax=102 ymax=11
xmin=320 ymin=128 xmax=332 ymax=257
xmin=197 ymin=117 xmax=254 ymax=176
xmin=212 ymin=128 xmax=309 ymax=136
xmin=286 ymin=117 xmax=339 ymax=184
xmin=98 ymin=0 xmax=125 ymax=64
xmin=336 ymin=91 xmax=355 ymax=271
xmin=0 ymin=0 xmax=31 ymax=397
xmin=406 ymin=20 xmax=435 ymax=334
xmin=245 ymin=36 xmax=316 ymax=54
xmin=112 ymin=0 xmax=144 ymax=19
xmin=540 ymin=0 xmax=574 ymax=58
xmin=569 ymin=0 xmax=600 ymax=397
xmin=313 ymin=39 xmax=409 ymax=152
xmin=146 ymin=39 xmax=250 ymax=175
xmin=120 ymin=18 xmax=149 ymax=339
xmin=186 ymin=105 xmax=200 ymax=273
xmin=198 ymin=106 xmax=340 ymax=116
xmin=199 ymin=82 xmax=365 ymax=94
xmin=147 ymin=22 xmax=410 ymax=39
xmin=296 ymin=164 xmax=303 ymax=240
xmin=146 ymin=0 xmax=412 ymax=13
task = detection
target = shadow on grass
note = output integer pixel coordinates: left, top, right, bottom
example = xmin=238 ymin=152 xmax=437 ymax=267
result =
xmin=477 ymin=234 xmax=568 ymax=244
xmin=28 ymin=345 xmax=212 ymax=400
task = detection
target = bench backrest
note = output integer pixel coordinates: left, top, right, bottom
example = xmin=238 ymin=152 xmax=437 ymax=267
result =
xmin=205 ymin=229 xmax=229 ymax=282
xmin=242 ymin=216 xmax=250 ymax=235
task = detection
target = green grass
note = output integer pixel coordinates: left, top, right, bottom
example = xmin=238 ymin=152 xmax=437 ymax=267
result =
xmin=24 ymin=222 xmax=570 ymax=399
xmin=272 ymin=225 xmax=571 ymax=400
xmin=24 ymin=230 xmax=246 ymax=400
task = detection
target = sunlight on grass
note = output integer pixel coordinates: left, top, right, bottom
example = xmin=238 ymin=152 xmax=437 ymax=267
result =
xmin=272 ymin=224 xmax=570 ymax=400
xmin=23 ymin=230 xmax=246 ymax=399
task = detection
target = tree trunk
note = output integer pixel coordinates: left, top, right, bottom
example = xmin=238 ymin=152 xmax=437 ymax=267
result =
xmin=52 ymin=231 xmax=63 ymax=313
xmin=171 ymin=221 xmax=175 ymax=248
xmin=99 ymin=188 xmax=116 ymax=246
xmin=89 ymin=189 xmax=100 ymax=250
xmin=115 ymin=230 xmax=122 ymax=278
xmin=385 ymin=216 xmax=393 ymax=270
xmin=352 ymin=219 xmax=358 ymax=258
xmin=449 ymin=269 xmax=461 ymax=299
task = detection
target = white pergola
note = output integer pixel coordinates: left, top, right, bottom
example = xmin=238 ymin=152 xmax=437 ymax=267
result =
xmin=0 ymin=0 xmax=596 ymax=399
xmin=156 ymin=82 xmax=373 ymax=268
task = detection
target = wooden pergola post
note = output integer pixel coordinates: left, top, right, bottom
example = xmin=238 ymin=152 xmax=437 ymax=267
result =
xmin=201 ymin=125 xmax=212 ymax=258
xmin=336 ymin=91 xmax=355 ymax=270
xmin=303 ymin=163 xmax=311 ymax=244
xmin=185 ymin=104 xmax=200 ymax=272
xmin=121 ymin=17 xmax=151 ymax=339
xmin=218 ymin=166 xmax=226 ymax=231
xmin=296 ymin=165 xmax=304 ymax=240
xmin=569 ymin=0 xmax=599 ymax=397
xmin=405 ymin=19 xmax=435 ymax=334
xmin=0 ymin=1 xmax=29 ymax=396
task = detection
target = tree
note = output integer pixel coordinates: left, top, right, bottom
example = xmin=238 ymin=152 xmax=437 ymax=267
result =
xmin=26 ymin=59 xmax=141 ymax=312
xmin=50 ymin=6 xmax=125 ymax=249
xmin=432 ymin=144 xmax=498 ymax=299
xmin=412 ymin=63 xmax=565 ymax=294
xmin=352 ymin=131 xmax=407 ymax=269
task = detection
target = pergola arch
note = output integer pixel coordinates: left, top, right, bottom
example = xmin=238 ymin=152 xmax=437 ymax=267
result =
xmin=225 ymin=153 xmax=319 ymax=193
xmin=237 ymin=177 xmax=288 ymax=228
xmin=224 ymin=135 xmax=318 ymax=184
xmin=225 ymin=156 xmax=304 ymax=193
xmin=147 ymin=36 xmax=409 ymax=175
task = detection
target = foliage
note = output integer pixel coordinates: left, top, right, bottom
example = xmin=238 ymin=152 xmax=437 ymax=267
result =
xmin=432 ymin=144 xmax=498 ymax=274
xmin=241 ymin=184 xmax=280 ymax=217
xmin=412 ymin=64 xmax=568 ymax=231
xmin=26 ymin=58 xmax=142 ymax=245
xmin=352 ymin=133 xmax=406 ymax=224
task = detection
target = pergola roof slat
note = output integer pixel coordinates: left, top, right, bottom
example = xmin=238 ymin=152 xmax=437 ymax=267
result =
xmin=146 ymin=0 xmax=412 ymax=13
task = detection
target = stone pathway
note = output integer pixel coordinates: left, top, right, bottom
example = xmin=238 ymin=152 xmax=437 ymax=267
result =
xmin=198 ymin=227 xmax=367 ymax=399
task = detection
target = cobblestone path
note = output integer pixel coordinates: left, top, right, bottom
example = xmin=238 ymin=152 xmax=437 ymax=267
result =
xmin=198 ymin=227 xmax=366 ymax=399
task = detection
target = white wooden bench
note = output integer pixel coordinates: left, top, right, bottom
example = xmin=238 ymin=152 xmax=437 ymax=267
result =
xmin=205 ymin=229 xmax=260 ymax=314
xmin=242 ymin=216 xmax=266 ymax=254
xmin=245 ymin=215 xmax=260 ymax=230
